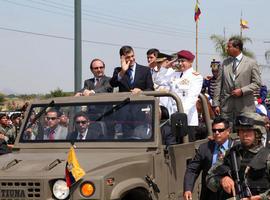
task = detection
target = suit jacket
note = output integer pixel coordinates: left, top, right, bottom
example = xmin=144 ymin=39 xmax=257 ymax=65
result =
xmin=66 ymin=129 xmax=93 ymax=140
xmin=40 ymin=125 xmax=68 ymax=140
xmin=67 ymin=122 xmax=107 ymax=140
xmin=213 ymin=55 xmax=261 ymax=118
xmin=110 ymin=64 xmax=154 ymax=92
xmin=183 ymin=139 xmax=233 ymax=200
xmin=80 ymin=75 xmax=113 ymax=93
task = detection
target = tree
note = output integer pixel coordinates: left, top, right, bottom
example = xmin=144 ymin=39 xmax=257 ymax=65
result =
xmin=0 ymin=93 xmax=5 ymax=105
xmin=210 ymin=34 xmax=254 ymax=60
xmin=45 ymin=88 xmax=71 ymax=98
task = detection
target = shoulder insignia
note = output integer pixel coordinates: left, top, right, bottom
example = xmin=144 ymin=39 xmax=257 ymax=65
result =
xmin=192 ymin=72 xmax=200 ymax=76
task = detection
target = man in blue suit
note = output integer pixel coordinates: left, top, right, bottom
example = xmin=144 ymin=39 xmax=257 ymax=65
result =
xmin=110 ymin=45 xmax=154 ymax=93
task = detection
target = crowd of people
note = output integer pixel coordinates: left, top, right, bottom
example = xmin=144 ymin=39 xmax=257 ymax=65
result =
xmin=1 ymin=36 xmax=270 ymax=199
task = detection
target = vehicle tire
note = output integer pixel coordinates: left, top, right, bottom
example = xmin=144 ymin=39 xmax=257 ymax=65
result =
xmin=122 ymin=188 xmax=151 ymax=200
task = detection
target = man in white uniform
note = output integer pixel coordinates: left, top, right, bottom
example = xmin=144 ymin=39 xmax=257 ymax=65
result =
xmin=167 ymin=50 xmax=203 ymax=142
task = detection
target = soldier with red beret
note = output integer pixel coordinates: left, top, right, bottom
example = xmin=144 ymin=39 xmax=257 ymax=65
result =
xmin=164 ymin=50 xmax=203 ymax=142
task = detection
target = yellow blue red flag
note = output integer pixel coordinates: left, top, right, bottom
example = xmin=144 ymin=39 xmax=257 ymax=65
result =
xmin=194 ymin=0 xmax=201 ymax=22
xmin=240 ymin=19 xmax=249 ymax=29
xmin=65 ymin=146 xmax=85 ymax=187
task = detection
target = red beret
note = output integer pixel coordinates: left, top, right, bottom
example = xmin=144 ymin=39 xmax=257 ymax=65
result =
xmin=177 ymin=50 xmax=195 ymax=62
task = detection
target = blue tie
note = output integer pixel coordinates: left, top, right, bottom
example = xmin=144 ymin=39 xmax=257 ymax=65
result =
xmin=127 ymin=68 xmax=134 ymax=85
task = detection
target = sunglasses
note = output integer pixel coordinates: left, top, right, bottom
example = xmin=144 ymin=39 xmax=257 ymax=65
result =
xmin=76 ymin=121 xmax=87 ymax=125
xmin=212 ymin=128 xmax=226 ymax=133
xmin=46 ymin=117 xmax=57 ymax=121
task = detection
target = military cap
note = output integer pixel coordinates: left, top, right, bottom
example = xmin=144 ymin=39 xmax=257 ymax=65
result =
xmin=156 ymin=52 xmax=174 ymax=63
xmin=177 ymin=50 xmax=195 ymax=62
xmin=235 ymin=112 xmax=266 ymax=135
xmin=210 ymin=59 xmax=221 ymax=71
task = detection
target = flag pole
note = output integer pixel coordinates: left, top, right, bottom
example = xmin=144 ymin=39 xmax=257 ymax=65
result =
xmin=196 ymin=20 xmax=198 ymax=71
xmin=240 ymin=11 xmax=243 ymax=38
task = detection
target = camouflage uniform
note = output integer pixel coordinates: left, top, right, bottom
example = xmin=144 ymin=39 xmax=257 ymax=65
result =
xmin=0 ymin=124 xmax=16 ymax=144
xmin=207 ymin=112 xmax=270 ymax=200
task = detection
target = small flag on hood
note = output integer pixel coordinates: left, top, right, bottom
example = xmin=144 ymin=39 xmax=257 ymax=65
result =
xmin=65 ymin=146 xmax=85 ymax=187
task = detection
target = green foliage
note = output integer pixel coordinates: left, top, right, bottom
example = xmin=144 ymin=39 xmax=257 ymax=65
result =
xmin=0 ymin=93 xmax=5 ymax=105
xmin=210 ymin=34 xmax=254 ymax=60
xmin=44 ymin=88 xmax=72 ymax=98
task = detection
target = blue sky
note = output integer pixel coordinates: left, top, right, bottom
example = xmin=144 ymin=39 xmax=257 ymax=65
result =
xmin=1 ymin=0 xmax=270 ymax=94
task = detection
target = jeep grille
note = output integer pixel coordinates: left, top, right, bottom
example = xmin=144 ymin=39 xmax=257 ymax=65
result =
xmin=0 ymin=180 xmax=42 ymax=200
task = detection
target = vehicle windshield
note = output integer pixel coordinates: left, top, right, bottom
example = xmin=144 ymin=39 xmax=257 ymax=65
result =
xmin=20 ymin=100 xmax=154 ymax=143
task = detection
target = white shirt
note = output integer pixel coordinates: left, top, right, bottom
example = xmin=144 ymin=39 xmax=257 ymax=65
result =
xmin=77 ymin=128 xmax=88 ymax=140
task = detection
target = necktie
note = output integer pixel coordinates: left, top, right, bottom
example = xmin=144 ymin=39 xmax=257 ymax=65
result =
xmin=180 ymin=72 xmax=183 ymax=78
xmin=79 ymin=133 xmax=84 ymax=140
xmin=49 ymin=130 xmax=55 ymax=140
xmin=95 ymin=78 xmax=100 ymax=87
xmin=217 ymin=145 xmax=224 ymax=161
xmin=232 ymin=58 xmax=237 ymax=75
xmin=127 ymin=68 xmax=134 ymax=85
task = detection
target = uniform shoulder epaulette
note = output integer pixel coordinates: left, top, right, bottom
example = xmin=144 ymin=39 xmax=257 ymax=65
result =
xmin=192 ymin=71 xmax=200 ymax=76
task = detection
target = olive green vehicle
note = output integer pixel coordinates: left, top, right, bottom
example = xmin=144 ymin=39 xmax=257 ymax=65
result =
xmin=0 ymin=91 xmax=211 ymax=200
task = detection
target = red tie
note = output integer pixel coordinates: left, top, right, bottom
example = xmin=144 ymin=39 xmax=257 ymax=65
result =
xmin=49 ymin=130 xmax=55 ymax=140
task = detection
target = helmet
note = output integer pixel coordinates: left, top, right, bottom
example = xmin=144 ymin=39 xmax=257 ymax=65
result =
xmin=235 ymin=112 xmax=266 ymax=139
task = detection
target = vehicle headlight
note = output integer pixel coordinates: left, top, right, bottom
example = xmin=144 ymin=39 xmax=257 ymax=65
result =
xmin=52 ymin=180 xmax=70 ymax=200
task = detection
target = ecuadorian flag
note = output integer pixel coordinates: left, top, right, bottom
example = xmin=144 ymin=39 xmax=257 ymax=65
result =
xmin=65 ymin=146 xmax=85 ymax=187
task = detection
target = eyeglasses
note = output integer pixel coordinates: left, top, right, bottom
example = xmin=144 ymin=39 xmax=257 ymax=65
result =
xmin=92 ymin=66 xmax=104 ymax=70
xmin=46 ymin=117 xmax=57 ymax=121
xmin=76 ymin=121 xmax=87 ymax=125
xmin=212 ymin=128 xmax=226 ymax=134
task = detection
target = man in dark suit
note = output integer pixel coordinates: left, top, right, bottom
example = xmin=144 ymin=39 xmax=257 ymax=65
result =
xmin=183 ymin=117 xmax=234 ymax=200
xmin=75 ymin=58 xmax=113 ymax=96
xmin=213 ymin=37 xmax=261 ymax=124
xmin=67 ymin=112 xmax=106 ymax=140
xmin=110 ymin=45 xmax=154 ymax=94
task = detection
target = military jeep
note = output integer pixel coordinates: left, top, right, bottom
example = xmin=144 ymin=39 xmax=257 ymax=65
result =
xmin=0 ymin=91 xmax=211 ymax=200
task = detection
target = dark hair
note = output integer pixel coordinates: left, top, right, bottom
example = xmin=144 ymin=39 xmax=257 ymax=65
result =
xmin=147 ymin=48 xmax=160 ymax=57
xmin=46 ymin=108 xmax=61 ymax=118
xmin=119 ymin=45 xmax=134 ymax=56
xmin=0 ymin=113 xmax=8 ymax=120
xmin=10 ymin=113 xmax=21 ymax=120
xmin=90 ymin=58 xmax=105 ymax=70
xmin=73 ymin=112 xmax=89 ymax=121
xmin=160 ymin=106 xmax=169 ymax=121
xmin=212 ymin=116 xmax=230 ymax=129
xmin=229 ymin=37 xmax=243 ymax=51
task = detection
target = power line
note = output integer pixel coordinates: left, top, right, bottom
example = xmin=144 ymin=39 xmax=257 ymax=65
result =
xmin=0 ymin=26 xmax=220 ymax=56
xmin=4 ymin=0 xmax=208 ymax=39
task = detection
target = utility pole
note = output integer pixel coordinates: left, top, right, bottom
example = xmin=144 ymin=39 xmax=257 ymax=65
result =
xmin=74 ymin=0 xmax=82 ymax=92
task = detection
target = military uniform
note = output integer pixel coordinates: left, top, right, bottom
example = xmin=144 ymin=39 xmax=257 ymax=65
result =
xmin=0 ymin=124 xmax=16 ymax=144
xmin=207 ymin=113 xmax=270 ymax=200
xmin=167 ymin=68 xmax=203 ymax=126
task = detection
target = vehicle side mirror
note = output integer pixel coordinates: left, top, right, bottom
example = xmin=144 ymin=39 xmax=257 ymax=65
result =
xmin=170 ymin=112 xmax=188 ymax=143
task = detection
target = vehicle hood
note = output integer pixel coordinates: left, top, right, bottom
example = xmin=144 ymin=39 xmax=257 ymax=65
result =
xmin=0 ymin=150 xmax=153 ymax=178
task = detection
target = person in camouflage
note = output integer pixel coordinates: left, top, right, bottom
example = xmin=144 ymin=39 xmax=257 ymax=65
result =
xmin=206 ymin=112 xmax=270 ymax=200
